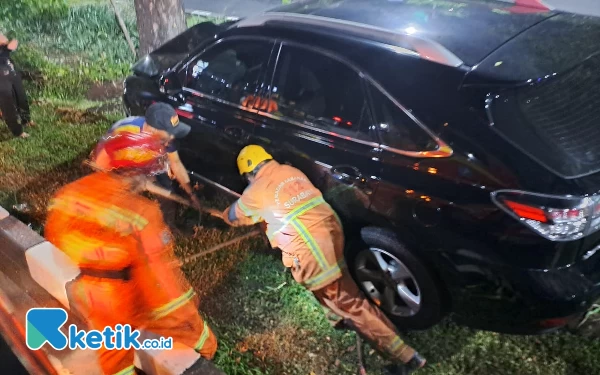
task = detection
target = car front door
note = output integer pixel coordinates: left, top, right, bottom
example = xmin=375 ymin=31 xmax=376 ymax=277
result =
xmin=175 ymin=37 xmax=277 ymax=193
xmin=252 ymin=42 xmax=381 ymax=231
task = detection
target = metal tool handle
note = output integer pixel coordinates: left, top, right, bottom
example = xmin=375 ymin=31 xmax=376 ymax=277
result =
xmin=189 ymin=171 xmax=242 ymax=199
xmin=83 ymin=160 xmax=214 ymax=214
xmin=356 ymin=333 xmax=367 ymax=375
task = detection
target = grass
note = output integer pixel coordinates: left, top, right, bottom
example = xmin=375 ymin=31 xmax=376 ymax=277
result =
xmin=0 ymin=103 xmax=112 ymax=222
xmin=2 ymin=1 xmax=600 ymax=375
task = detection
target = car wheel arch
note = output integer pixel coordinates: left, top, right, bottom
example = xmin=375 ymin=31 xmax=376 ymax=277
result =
xmin=345 ymin=225 xmax=451 ymax=329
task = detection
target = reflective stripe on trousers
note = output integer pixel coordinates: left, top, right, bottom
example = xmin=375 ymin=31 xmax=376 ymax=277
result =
xmin=303 ymin=259 xmax=346 ymax=290
xmin=151 ymin=288 xmax=196 ymax=320
xmin=193 ymin=320 xmax=210 ymax=351
xmin=389 ymin=336 xmax=410 ymax=358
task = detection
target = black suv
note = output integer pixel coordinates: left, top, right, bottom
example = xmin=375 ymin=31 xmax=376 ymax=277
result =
xmin=123 ymin=0 xmax=600 ymax=334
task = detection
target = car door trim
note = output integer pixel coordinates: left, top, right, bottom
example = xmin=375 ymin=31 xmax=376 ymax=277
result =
xmin=254 ymin=40 xmax=453 ymax=159
xmin=183 ymin=87 xmax=261 ymax=115
xmin=314 ymin=160 xmax=332 ymax=169
xmin=257 ymin=110 xmax=381 ymax=149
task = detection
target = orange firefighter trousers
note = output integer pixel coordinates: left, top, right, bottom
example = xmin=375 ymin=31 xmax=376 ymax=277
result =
xmin=224 ymin=161 xmax=415 ymax=363
xmin=45 ymin=172 xmax=217 ymax=375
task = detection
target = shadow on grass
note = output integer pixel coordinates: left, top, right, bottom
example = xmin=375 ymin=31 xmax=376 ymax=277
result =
xmin=3 ymin=150 xmax=92 ymax=231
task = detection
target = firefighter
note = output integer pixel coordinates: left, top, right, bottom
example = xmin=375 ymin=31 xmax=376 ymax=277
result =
xmin=0 ymin=33 xmax=33 ymax=138
xmin=45 ymin=132 xmax=217 ymax=375
xmin=213 ymin=145 xmax=426 ymax=374
xmin=99 ymin=102 xmax=200 ymax=227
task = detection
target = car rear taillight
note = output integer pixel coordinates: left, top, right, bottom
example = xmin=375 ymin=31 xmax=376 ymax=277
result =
xmin=491 ymin=190 xmax=600 ymax=241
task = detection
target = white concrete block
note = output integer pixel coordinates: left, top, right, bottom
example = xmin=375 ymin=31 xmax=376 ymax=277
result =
xmin=0 ymin=206 xmax=8 ymax=221
xmin=25 ymin=241 xmax=81 ymax=310
xmin=135 ymin=330 xmax=200 ymax=375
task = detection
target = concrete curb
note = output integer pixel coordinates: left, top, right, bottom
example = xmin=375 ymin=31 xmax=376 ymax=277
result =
xmin=0 ymin=206 xmax=222 ymax=375
xmin=0 ymin=206 xmax=8 ymax=221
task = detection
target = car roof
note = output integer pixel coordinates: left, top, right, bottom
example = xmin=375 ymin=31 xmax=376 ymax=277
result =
xmin=238 ymin=0 xmax=558 ymax=67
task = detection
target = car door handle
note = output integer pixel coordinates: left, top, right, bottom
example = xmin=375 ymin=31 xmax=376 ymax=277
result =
xmin=224 ymin=126 xmax=251 ymax=145
xmin=224 ymin=126 xmax=247 ymax=139
xmin=331 ymin=165 xmax=373 ymax=195
xmin=331 ymin=165 xmax=363 ymax=184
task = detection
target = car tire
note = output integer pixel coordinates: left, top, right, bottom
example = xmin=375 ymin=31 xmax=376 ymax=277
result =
xmin=347 ymin=226 xmax=445 ymax=330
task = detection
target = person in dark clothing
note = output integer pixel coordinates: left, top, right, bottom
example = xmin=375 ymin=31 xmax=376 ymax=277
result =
xmin=0 ymin=33 xmax=33 ymax=139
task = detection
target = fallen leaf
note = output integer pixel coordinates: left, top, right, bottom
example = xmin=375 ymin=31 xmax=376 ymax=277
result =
xmin=369 ymin=349 xmax=375 ymax=356
xmin=335 ymin=359 xmax=341 ymax=366
xmin=347 ymin=345 xmax=356 ymax=352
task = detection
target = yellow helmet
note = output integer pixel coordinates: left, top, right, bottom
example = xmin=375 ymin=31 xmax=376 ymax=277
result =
xmin=237 ymin=145 xmax=273 ymax=175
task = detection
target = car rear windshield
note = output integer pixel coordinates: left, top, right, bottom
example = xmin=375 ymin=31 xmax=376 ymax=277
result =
xmin=488 ymin=53 xmax=600 ymax=179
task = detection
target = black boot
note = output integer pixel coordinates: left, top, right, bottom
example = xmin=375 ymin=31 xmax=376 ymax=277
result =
xmin=384 ymin=353 xmax=426 ymax=375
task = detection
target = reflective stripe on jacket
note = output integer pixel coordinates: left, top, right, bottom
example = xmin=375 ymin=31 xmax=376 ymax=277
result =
xmin=224 ymin=161 xmax=345 ymax=290
xmin=45 ymin=172 xmax=196 ymax=308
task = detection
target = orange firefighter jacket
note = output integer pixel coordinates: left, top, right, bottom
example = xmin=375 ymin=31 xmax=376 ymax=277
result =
xmin=224 ymin=161 xmax=345 ymax=291
xmin=45 ymin=172 xmax=201 ymax=317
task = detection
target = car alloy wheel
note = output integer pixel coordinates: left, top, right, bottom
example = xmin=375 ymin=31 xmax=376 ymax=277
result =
xmin=354 ymin=247 xmax=422 ymax=317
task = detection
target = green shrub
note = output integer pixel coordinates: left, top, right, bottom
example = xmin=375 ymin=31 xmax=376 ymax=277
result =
xmin=0 ymin=0 xmax=68 ymax=23
xmin=12 ymin=45 xmax=130 ymax=100
xmin=3 ymin=4 xmax=135 ymax=100
xmin=12 ymin=5 xmax=138 ymax=65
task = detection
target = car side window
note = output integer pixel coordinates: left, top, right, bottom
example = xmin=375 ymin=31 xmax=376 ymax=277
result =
xmin=369 ymin=86 xmax=438 ymax=152
xmin=184 ymin=40 xmax=273 ymax=106
xmin=270 ymin=45 xmax=373 ymax=141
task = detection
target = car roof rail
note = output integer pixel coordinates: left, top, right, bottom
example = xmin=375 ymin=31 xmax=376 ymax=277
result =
xmin=232 ymin=12 xmax=464 ymax=68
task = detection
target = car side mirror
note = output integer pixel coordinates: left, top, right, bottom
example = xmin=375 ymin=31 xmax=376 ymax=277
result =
xmin=159 ymin=70 xmax=183 ymax=96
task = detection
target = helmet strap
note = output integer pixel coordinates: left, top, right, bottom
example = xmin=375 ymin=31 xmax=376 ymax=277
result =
xmin=252 ymin=159 xmax=272 ymax=176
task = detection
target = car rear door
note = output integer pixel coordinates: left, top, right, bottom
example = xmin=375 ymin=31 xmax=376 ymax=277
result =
xmin=365 ymin=81 xmax=459 ymax=244
xmin=252 ymin=42 xmax=382 ymax=229
xmin=175 ymin=37 xmax=277 ymax=192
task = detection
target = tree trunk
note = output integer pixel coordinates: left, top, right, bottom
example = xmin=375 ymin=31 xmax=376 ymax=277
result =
xmin=133 ymin=0 xmax=187 ymax=57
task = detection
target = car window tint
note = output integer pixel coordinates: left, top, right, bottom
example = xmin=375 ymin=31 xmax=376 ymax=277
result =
xmin=369 ymin=86 xmax=438 ymax=152
xmin=185 ymin=40 xmax=272 ymax=105
xmin=271 ymin=45 xmax=373 ymax=141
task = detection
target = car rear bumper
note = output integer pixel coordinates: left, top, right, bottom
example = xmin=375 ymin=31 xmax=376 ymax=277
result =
xmin=445 ymin=256 xmax=600 ymax=334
